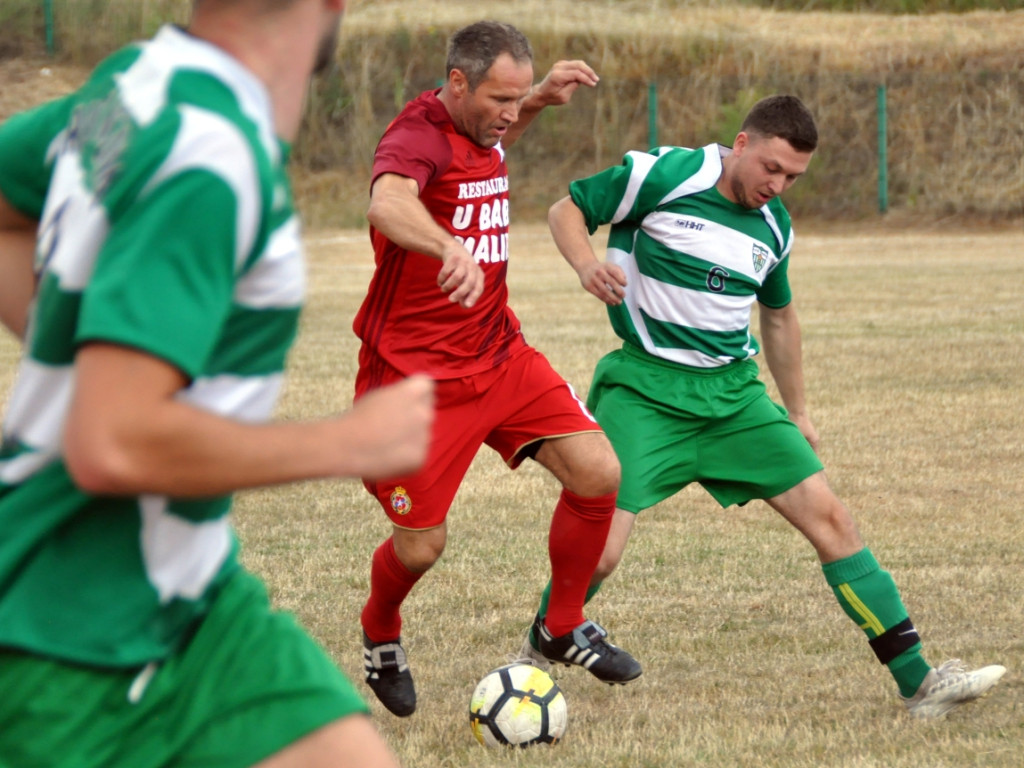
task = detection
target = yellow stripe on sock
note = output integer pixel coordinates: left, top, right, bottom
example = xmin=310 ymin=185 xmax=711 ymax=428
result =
xmin=838 ymin=583 xmax=885 ymax=636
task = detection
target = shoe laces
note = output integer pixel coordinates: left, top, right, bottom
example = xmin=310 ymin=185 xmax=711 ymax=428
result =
xmin=931 ymin=659 xmax=967 ymax=684
xmin=365 ymin=639 xmax=409 ymax=672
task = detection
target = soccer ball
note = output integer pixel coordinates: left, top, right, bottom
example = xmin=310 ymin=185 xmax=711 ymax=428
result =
xmin=468 ymin=663 xmax=567 ymax=747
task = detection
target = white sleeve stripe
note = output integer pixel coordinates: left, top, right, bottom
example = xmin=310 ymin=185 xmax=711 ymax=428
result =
xmin=657 ymin=144 xmax=722 ymax=206
xmin=138 ymin=106 xmax=260 ymax=272
xmin=760 ymin=204 xmax=787 ymax=256
xmin=611 ymin=151 xmax=659 ymax=224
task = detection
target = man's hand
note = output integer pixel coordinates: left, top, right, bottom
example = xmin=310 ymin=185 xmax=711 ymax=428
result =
xmin=577 ymin=260 xmax=627 ymax=306
xmin=504 ymin=60 xmax=599 ymax=147
xmin=344 ymin=375 xmax=435 ymax=480
xmin=530 ymin=60 xmax=600 ymax=107
xmin=437 ymin=240 xmax=485 ymax=308
xmin=788 ymin=410 xmax=821 ymax=453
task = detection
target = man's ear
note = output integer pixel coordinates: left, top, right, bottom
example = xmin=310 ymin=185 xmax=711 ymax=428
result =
xmin=732 ymin=130 xmax=750 ymax=156
xmin=449 ymin=68 xmax=469 ymax=97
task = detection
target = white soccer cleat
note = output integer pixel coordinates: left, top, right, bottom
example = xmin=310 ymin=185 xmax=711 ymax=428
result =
xmin=902 ymin=659 xmax=1006 ymax=719
xmin=515 ymin=629 xmax=552 ymax=672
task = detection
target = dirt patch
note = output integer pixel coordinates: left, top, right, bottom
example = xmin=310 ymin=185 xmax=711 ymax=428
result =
xmin=0 ymin=57 xmax=87 ymax=122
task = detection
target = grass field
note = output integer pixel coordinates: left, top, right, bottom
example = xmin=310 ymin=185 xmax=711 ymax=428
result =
xmin=0 ymin=5 xmax=1021 ymax=766
xmin=0 ymin=223 xmax=1019 ymax=764
xmin=187 ymin=223 xmax=1023 ymax=768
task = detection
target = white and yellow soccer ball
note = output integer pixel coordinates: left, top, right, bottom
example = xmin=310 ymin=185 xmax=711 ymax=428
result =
xmin=469 ymin=663 xmax=567 ymax=747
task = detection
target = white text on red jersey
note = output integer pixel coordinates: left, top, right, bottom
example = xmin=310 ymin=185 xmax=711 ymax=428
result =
xmin=457 ymin=176 xmax=510 ymax=199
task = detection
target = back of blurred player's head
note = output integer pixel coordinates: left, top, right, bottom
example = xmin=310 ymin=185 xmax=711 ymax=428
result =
xmin=446 ymin=21 xmax=533 ymax=91
xmin=194 ymin=0 xmax=301 ymax=9
xmin=191 ymin=0 xmax=343 ymax=74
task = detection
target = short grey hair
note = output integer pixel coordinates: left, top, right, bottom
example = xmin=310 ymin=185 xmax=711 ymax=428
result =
xmin=445 ymin=21 xmax=533 ymax=91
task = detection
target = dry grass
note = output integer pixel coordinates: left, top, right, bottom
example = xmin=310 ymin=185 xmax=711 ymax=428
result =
xmin=1 ymin=7 xmax=1022 ymax=765
xmin=343 ymin=0 xmax=1024 ymax=74
xmin=215 ymin=224 xmax=1024 ymax=767
xmin=3 ymin=3 xmax=1023 ymax=223
xmin=0 ymin=224 xmax=1020 ymax=765
xmin=1 ymin=4 xmax=1021 ymax=765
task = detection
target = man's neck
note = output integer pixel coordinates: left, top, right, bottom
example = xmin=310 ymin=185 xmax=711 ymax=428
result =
xmin=187 ymin=6 xmax=320 ymax=142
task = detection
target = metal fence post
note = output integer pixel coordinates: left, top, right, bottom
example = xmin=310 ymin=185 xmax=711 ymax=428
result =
xmin=648 ymin=81 xmax=658 ymax=149
xmin=877 ymin=84 xmax=888 ymax=214
xmin=44 ymin=0 xmax=56 ymax=55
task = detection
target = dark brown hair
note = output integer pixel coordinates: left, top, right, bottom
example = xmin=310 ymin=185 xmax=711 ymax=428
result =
xmin=741 ymin=95 xmax=818 ymax=152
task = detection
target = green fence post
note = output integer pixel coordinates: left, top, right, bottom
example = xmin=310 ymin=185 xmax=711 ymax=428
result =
xmin=648 ymin=81 xmax=658 ymax=149
xmin=44 ymin=0 xmax=55 ymax=55
xmin=877 ymin=85 xmax=888 ymax=215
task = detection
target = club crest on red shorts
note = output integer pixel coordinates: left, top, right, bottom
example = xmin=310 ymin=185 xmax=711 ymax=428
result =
xmin=390 ymin=486 xmax=412 ymax=515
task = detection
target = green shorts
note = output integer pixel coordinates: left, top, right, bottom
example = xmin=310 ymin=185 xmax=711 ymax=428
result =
xmin=0 ymin=568 xmax=368 ymax=768
xmin=588 ymin=345 xmax=823 ymax=513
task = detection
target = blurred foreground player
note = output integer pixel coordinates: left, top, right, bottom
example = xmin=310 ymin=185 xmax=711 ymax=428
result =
xmin=0 ymin=1 xmax=434 ymax=765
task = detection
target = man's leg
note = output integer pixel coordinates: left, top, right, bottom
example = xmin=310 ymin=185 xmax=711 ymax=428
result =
xmin=362 ymin=525 xmax=446 ymax=640
xmin=531 ymin=432 xmax=642 ymax=683
xmin=255 ymin=716 xmax=398 ymax=768
xmin=523 ymin=508 xmax=636 ymax=665
xmin=360 ymin=524 xmax=446 ymax=717
xmin=768 ymin=471 xmax=1005 ymax=717
xmin=357 ymin=369 xmax=484 ymax=717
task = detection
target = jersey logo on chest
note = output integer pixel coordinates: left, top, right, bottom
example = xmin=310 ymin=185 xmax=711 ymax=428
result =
xmin=752 ymin=243 xmax=770 ymax=273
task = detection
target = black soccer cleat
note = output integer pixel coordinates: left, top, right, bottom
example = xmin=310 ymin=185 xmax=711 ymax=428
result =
xmin=535 ymin=616 xmax=642 ymax=685
xmin=362 ymin=631 xmax=416 ymax=717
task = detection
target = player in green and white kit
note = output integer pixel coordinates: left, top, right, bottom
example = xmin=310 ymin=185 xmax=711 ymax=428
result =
xmin=0 ymin=2 xmax=435 ymax=767
xmin=522 ymin=95 xmax=1004 ymax=719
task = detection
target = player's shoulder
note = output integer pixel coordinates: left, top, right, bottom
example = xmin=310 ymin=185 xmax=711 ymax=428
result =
xmin=757 ymin=196 xmax=794 ymax=256
xmin=380 ymin=92 xmax=458 ymax=166
xmin=375 ymin=91 xmax=454 ymax=172
xmin=627 ymin=143 xmax=715 ymax=182
xmin=623 ymin=143 xmax=721 ymax=207
xmin=385 ymin=90 xmax=449 ymax=135
xmin=119 ymin=26 xmax=278 ymax=165
xmin=765 ymin=196 xmax=793 ymax=232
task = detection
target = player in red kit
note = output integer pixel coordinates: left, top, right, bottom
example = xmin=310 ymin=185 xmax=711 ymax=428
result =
xmin=353 ymin=21 xmax=642 ymax=717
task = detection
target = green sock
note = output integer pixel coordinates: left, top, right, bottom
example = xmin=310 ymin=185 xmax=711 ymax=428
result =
xmin=529 ymin=580 xmax=603 ymax=647
xmin=822 ymin=548 xmax=931 ymax=698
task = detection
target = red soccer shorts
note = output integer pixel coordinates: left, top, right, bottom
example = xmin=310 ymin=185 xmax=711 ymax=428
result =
xmin=356 ymin=347 xmax=601 ymax=529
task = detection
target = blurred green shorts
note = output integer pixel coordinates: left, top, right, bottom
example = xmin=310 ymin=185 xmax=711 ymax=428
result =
xmin=0 ymin=568 xmax=368 ymax=768
xmin=588 ymin=344 xmax=824 ymax=513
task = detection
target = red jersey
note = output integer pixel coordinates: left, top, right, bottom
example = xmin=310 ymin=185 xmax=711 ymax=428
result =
xmin=353 ymin=89 xmax=528 ymax=383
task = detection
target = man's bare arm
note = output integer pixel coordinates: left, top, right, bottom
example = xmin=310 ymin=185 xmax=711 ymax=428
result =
xmin=503 ymin=60 xmax=599 ymax=148
xmin=759 ymin=301 xmax=819 ymax=450
xmin=63 ymin=342 xmax=435 ymax=497
xmin=0 ymin=191 xmax=37 ymax=340
xmin=548 ymin=195 xmax=626 ymax=306
xmin=367 ymin=173 xmax=484 ymax=308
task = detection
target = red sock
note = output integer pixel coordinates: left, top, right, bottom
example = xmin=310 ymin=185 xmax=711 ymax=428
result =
xmin=361 ymin=537 xmax=422 ymax=642
xmin=544 ymin=489 xmax=615 ymax=637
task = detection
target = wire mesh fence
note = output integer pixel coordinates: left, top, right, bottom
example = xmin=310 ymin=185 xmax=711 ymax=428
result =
xmin=301 ymin=66 xmax=1024 ymax=222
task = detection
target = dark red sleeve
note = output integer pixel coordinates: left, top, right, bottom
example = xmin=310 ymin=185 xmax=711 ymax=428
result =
xmin=371 ymin=113 xmax=452 ymax=193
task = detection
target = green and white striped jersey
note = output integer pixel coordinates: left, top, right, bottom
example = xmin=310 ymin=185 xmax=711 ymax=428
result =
xmin=570 ymin=143 xmax=795 ymax=368
xmin=0 ymin=26 xmax=305 ymax=667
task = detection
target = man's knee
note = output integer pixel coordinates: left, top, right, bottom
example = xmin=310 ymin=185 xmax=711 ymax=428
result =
xmin=804 ymin=493 xmax=863 ymax=559
xmin=393 ymin=527 xmax=446 ymax=573
xmin=565 ymin=438 xmax=621 ymax=498
xmin=536 ymin=432 xmax=620 ymax=498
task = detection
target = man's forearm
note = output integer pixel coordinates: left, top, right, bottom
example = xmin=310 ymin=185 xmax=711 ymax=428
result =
xmin=0 ymin=194 xmax=38 ymax=340
xmin=760 ymin=304 xmax=809 ymax=416
xmin=548 ymin=196 xmax=597 ymax=272
xmin=367 ymin=186 xmax=455 ymax=260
